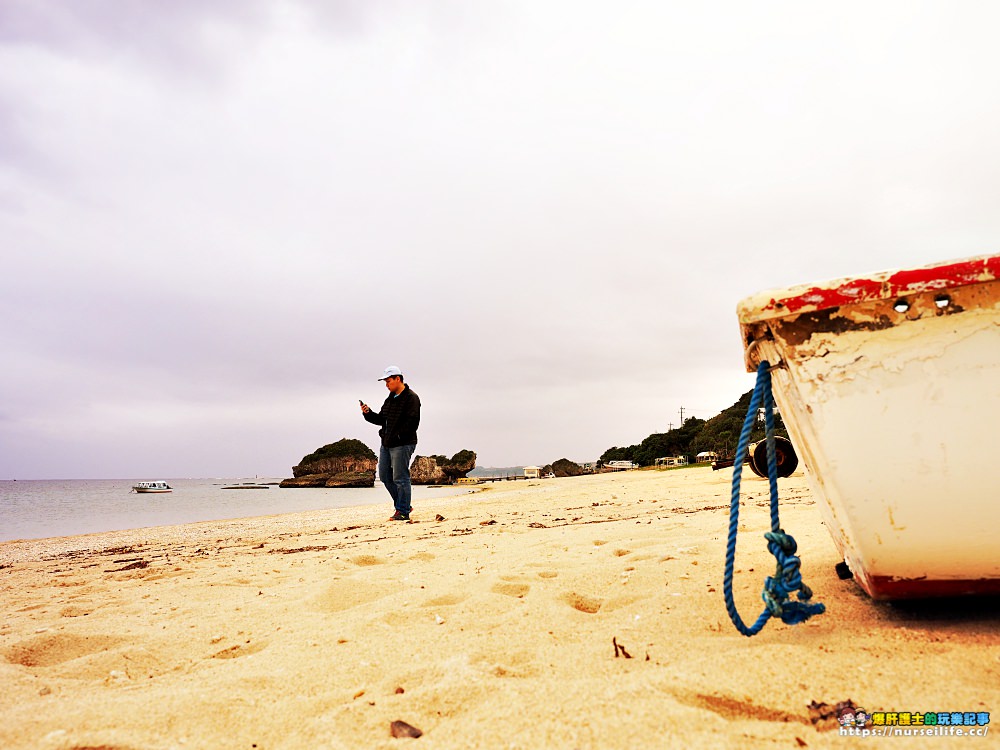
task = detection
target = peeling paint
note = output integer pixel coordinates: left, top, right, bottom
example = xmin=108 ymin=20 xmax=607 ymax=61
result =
xmin=738 ymin=253 xmax=1000 ymax=323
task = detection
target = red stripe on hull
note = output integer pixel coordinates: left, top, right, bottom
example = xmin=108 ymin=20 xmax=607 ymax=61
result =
xmin=861 ymin=575 xmax=1000 ymax=601
xmin=757 ymin=254 xmax=1000 ymax=315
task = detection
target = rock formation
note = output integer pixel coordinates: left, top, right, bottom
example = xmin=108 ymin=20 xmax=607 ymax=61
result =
xmin=549 ymin=458 xmax=584 ymax=478
xmin=410 ymin=450 xmax=477 ymax=485
xmin=280 ymin=438 xmax=377 ymax=488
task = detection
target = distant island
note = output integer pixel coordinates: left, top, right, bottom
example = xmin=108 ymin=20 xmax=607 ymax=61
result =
xmin=280 ymin=438 xmax=377 ymax=488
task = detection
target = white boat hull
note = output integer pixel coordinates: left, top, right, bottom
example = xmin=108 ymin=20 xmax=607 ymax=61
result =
xmin=739 ymin=255 xmax=1000 ymax=599
xmin=132 ymin=481 xmax=172 ymax=494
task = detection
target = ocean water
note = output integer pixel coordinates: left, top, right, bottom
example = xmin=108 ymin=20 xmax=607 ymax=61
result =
xmin=0 ymin=478 xmax=470 ymax=543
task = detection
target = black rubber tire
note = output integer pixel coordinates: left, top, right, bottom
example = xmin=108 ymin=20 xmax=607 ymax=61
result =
xmin=748 ymin=436 xmax=799 ymax=478
xmin=835 ymin=560 xmax=854 ymax=580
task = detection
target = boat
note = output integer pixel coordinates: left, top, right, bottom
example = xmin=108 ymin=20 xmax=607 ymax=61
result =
xmin=737 ymin=253 xmax=1000 ymax=599
xmin=132 ymin=481 xmax=172 ymax=493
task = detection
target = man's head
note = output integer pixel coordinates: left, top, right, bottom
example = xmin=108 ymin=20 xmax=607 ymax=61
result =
xmin=378 ymin=365 xmax=406 ymax=395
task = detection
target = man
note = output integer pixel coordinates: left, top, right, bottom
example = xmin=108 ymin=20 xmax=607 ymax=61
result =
xmin=361 ymin=365 xmax=421 ymax=521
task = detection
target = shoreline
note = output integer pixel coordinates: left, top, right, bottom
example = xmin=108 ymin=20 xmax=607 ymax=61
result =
xmin=2 ymin=469 xmax=997 ymax=748
xmin=0 ymin=481 xmax=474 ymax=553
xmin=0 ymin=484 xmax=483 ymax=566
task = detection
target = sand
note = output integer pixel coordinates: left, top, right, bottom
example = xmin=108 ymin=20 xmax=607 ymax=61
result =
xmin=1 ymin=467 xmax=997 ymax=749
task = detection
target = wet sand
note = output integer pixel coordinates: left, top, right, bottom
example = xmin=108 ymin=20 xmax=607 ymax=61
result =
xmin=1 ymin=467 xmax=997 ymax=749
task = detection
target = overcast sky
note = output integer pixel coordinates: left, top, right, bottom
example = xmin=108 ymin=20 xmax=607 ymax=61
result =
xmin=3 ymin=1 xmax=1000 ymax=479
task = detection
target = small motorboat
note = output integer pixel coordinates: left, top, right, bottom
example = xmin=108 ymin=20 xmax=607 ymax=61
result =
xmin=738 ymin=254 xmax=1000 ymax=599
xmin=132 ymin=481 xmax=172 ymax=493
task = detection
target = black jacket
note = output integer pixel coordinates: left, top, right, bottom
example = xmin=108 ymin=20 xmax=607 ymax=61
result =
xmin=363 ymin=384 xmax=421 ymax=447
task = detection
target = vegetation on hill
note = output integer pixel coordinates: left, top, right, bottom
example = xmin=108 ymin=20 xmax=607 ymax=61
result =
xmin=599 ymin=389 xmax=788 ymax=466
xmin=547 ymin=458 xmax=585 ymax=477
xmin=297 ymin=438 xmax=376 ymax=466
xmin=428 ymin=449 xmax=477 ymax=468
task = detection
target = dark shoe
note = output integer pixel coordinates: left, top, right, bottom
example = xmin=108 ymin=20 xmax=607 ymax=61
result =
xmin=389 ymin=512 xmax=410 ymax=521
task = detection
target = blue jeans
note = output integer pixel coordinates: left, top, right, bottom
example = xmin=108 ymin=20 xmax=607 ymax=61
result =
xmin=379 ymin=444 xmax=416 ymax=515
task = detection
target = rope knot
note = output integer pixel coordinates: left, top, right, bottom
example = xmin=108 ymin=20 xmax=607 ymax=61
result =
xmin=723 ymin=360 xmax=826 ymax=636
xmin=760 ymin=529 xmax=826 ymax=624
xmin=764 ymin=530 xmax=797 ymax=555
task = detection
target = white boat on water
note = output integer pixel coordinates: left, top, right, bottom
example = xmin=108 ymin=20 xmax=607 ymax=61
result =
xmin=132 ymin=481 xmax=172 ymax=493
xmin=738 ymin=253 xmax=1000 ymax=599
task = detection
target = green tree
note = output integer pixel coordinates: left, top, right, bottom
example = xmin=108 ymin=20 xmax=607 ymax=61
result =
xmin=691 ymin=391 xmax=787 ymax=457
xmin=599 ymin=445 xmax=637 ymax=464
xmin=598 ymin=390 xmax=790 ymax=465
xmin=297 ymin=438 xmax=376 ymax=465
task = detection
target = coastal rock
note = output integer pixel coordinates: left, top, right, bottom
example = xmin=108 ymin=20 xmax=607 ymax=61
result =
xmin=410 ymin=456 xmax=447 ymax=485
xmin=279 ymin=474 xmax=328 ymax=488
xmin=281 ymin=438 xmax=377 ymax=488
xmin=279 ymin=471 xmax=375 ymax=489
xmin=550 ymin=458 xmax=584 ymax=478
xmin=292 ymin=438 xmax=377 ymax=477
xmin=410 ymin=450 xmax=477 ymax=485
xmin=325 ymin=471 xmax=376 ymax=488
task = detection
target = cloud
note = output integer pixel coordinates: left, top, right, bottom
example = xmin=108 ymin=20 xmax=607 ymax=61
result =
xmin=3 ymin=2 xmax=1000 ymax=477
xmin=0 ymin=0 xmax=271 ymax=65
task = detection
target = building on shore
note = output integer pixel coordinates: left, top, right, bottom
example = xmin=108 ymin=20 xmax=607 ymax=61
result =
xmin=655 ymin=456 xmax=688 ymax=467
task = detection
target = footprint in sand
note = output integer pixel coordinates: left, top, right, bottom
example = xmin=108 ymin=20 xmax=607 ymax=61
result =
xmin=209 ymin=640 xmax=268 ymax=659
xmin=537 ymin=571 xmax=558 ymax=579
xmin=600 ymin=594 xmax=642 ymax=612
xmin=421 ymin=593 xmax=468 ymax=607
xmin=350 ymin=554 xmax=386 ymax=566
xmin=491 ymin=582 xmax=530 ymax=598
xmin=561 ymin=592 xmax=603 ymax=614
xmin=2 ymin=632 xmax=125 ymax=668
xmin=313 ymin=579 xmax=401 ymax=613
xmin=59 ymin=603 xmax=97 ymax=618
xmin=474 ymin=649 xmax=540 ymax=679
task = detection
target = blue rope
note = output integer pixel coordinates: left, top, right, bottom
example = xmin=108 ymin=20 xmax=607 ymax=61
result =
xmin=723 ymin=360 xmax=826 ymax=636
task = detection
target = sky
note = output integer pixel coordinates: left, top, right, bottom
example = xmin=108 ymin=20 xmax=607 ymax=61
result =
xmin=3 ymin=1 xmax=1000 ymax=479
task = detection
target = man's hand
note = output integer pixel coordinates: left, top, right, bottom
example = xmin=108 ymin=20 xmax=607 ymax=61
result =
xmin=360 ymin=402 xmax=370 ymax=414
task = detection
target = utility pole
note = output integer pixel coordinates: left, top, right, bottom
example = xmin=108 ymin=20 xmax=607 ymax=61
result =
xmin=668 ymin=422 xmax=673 ymax=432
xmin=679 ymin=406 xmax=685 ymax=425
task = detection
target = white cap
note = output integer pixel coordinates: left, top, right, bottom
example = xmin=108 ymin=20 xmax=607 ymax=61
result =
xmin=378 ymin=365 xmax=403 ymax=381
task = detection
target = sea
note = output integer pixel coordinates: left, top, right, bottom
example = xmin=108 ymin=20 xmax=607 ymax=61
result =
xmin=0 ymin=478 xmax=471 ymax=543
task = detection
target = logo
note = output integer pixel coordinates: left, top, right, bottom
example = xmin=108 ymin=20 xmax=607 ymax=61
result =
xmin=838 ymin=709 xmax=990 ymax=738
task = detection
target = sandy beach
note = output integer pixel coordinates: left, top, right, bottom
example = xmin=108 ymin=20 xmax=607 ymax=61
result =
xmin=1 ymin=467 xmax=997 ymax=749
